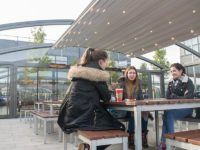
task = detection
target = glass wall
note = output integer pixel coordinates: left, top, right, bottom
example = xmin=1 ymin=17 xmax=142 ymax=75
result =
xmin=185 ymin=65 xmax=200 ymax=91
xmin=17 ymin=66 xmax=69 ymax=105
xmin=0 ymin=66 xmax=10 ymax=118
xmin=181 ymin=36 xmax=200 ymax=56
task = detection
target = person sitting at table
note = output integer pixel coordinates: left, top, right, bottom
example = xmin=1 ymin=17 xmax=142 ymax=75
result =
xmin=57 ymin=48 xmax=125 ymax=150
xmin=111 ymin=66 xmax=151 ymax=148
xmin=160 ymin=63 xmax=194 ymax=150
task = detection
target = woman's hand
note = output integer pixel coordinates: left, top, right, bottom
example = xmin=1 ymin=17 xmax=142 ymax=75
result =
xmin=109 ymin=82 xmax=119 ymax=90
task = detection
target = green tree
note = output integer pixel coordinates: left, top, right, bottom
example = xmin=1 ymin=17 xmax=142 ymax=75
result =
xmin=30 ymin=55 xmax=52 ymax=71
xmin=30 ymin=26 xmax=50 ymax=83
xmin=20 ymin=67 xmax=33 ymax=85
xmin=108 ymin=59 xmax=119 ymax=83
xmin=31 ymin=27 xmax=46 ymax=44
xmin=139 ymin=63 xmax=148 ymax=90
xmin=152 ymin=49 xmax=170 ymax=70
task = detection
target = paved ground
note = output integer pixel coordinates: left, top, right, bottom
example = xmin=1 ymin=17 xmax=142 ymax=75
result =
xmin=0 ymin=117 xmax=197 ymax=150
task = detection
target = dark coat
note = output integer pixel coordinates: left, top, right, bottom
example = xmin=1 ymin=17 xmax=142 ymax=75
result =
xmin=118 ymin=77 xmax=143 ymax=100
xmin=57 ymin=63 xmax=125 ymax=134
xmin=166 ymin=75 xmax=194 ymax=99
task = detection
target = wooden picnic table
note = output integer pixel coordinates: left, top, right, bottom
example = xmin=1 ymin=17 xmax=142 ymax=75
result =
xmin=104 ymin=98 xmax=200 ymax=150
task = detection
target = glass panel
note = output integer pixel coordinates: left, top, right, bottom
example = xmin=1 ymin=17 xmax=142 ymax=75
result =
xmin=192 ymin=37 xmax=198 ymax=45
xmin=186 ymin=66 xmax=194 ymax=78
xmin=151 ymin=74 xmax=161 ymax=99
xmin=56 ymin=56 xmax=67 ymax=64
xmin=57 ymin=70 xmax=68 ymax=100
xmin=195 ymin=65 xmax=200 ymax=91
xmin=38 ymin=68 xmax=54 ymax=101
xmin=17 ymin=67 xmax=36 ymax=106
xmin=193 ymin=44 xmax=199 ymax=52
xmin=138 ymin=72 xmax=149 ymax=99
xmin=0 ymin=66 xmax=10 ymax=118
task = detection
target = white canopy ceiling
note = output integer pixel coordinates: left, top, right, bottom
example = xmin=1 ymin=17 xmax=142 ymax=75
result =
xmin=54 ymin=0 xmax=200 ymax=57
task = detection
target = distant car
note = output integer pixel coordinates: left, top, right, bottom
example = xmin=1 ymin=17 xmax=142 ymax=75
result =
xmin=194 ymin=91 xmax=200 ymax=98
xmin=0 ymin=96 xmax=7 ymax=106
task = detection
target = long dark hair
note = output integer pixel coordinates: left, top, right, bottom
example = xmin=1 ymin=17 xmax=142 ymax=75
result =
xmin=124 ymin=66 xmax=140 ymax=98
xmin=170 ymin=63 xmax=186 ymax=75
xmin=79 ymin=48 xmax=108 ymax=66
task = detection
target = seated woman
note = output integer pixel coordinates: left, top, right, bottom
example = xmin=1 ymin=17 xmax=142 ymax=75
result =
xmin=110 ymin=66 xmax=150 ymax=148
xmin=160 ymin=63 xmax=194 ymax=150
xmin=57 ymin=48 xmax=125 ymax=150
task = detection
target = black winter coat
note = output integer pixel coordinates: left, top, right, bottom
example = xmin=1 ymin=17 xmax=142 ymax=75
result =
xmin=166 ymin=75 xmax=194 ymax=99
xmin=57 ymin=63 xmax=125 ymax=134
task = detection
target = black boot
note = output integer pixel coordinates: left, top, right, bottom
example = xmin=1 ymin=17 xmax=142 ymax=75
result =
xmin=128 ymin=133 xmax=134 ymax=149
xmin=142 ymin=131 xmax=149 ymax=148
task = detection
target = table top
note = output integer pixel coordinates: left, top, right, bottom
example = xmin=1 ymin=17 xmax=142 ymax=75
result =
xmin=104 ymin=98 xmax=200 ymax=107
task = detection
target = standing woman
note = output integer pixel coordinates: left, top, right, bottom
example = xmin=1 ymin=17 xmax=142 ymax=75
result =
xmin=57 ymin=48 xmax=125 ymax=150
xmin=160 ymin=63 xmax=194 ymax=150
xmin=118 ymin=66 xmax=149 ymax=148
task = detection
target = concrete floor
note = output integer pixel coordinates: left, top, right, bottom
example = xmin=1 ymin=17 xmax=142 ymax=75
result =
xmin=0 ymin=117 xmax=197 ymax=150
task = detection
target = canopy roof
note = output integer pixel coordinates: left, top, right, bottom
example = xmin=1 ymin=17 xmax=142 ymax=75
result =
xmin=54 ymin=0 xmax=200 ymax=57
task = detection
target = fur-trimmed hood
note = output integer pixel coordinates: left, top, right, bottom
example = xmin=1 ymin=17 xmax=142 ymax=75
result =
xmin=68 ymin=66 xmax=110 ymax=82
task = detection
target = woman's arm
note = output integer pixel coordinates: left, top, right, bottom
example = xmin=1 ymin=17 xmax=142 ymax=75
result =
xmin=166 ymin=82 xmax=172 ymax=99
xmin=95 ymin=81 xmax=111 ymax=102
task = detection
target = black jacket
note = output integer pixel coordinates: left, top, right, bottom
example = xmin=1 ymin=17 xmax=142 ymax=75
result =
xmin=57 ymin=62 xmax=125 ymax=134
xmin=166 ymin=75 xmax=194 ymax=99
xmin=117 ymin=77 xmax=143 ymax=100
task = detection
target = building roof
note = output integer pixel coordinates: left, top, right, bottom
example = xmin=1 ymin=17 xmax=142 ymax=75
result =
xmin=54 ymin=0 xmax=200 ymax=57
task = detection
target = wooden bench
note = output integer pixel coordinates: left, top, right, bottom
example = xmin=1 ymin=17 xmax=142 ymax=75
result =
xmin=177 ymin=117 xmax=200 ymax=131
xmin=19 ymin=105 xmax=34 ymax=123
xmin=63 ymin=130 xmax=128 ymax=150
xmin=30 ymin=111 xmax=62 ymax=144
xmin=165 ymin=129 xmax=200 ymax=150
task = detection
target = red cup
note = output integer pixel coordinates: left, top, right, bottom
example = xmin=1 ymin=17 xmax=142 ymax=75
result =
xmin=115 ymin=88 xmax=123 ymax=102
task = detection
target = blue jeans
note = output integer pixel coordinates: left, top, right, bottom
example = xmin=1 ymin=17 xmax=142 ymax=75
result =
xmin=127 ymin=112 xmax=148 ymax=133
xmin=108 ymin=110 xmax=148 ymax=133
xmin=161 ymin=108 xmax=193 ymax=142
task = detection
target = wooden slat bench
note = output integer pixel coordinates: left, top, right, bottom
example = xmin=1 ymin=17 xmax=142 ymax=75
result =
xmin=63 ymin=130 xmax=128 ymax=150
xmin=19 ymin=105 xmax=34 ymax=123
xmin=30 ymin=111 xmax=62 ymax=144
xmin=177 ymin=117 xmax=200 ymax=131
xmin=165 ymin=129 xmax=200 ymax=150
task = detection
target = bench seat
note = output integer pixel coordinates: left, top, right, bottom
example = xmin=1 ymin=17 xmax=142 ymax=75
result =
xmin=30 ymin=111 xmax=62 ymax=144
xmin=177 ymin=117 xmax=200 ymax=131
xmin=19 ymin=106 xmax=34 ymax=122
xmin=63 ymin=130 xmax=128 ymax=150
xmin=165 ymin=129 xmax=200 ymax=149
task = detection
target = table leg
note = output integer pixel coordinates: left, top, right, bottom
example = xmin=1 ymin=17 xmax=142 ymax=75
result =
xmin=155 ymin=110 xmax=159 ymax=147
xmin=134 ymin=106 xmax=142 ymax=150
xmin=44 ymin=120 xmax=47 ymax=144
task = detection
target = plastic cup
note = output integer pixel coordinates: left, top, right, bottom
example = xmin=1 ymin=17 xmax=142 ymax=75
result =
xmin=115 ymin=88 xmax=123 ymax=102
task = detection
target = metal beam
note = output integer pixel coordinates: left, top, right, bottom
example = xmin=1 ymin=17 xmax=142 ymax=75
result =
xmin=0 ymin=43 xmax=53 ymax=55
xmin=136 ymin=56 xmax=164 ymax=69
xmin=176 ymin=42 xmax=200 ymax=58
xmin=0 ymin=19 xmax=74 ymax=31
